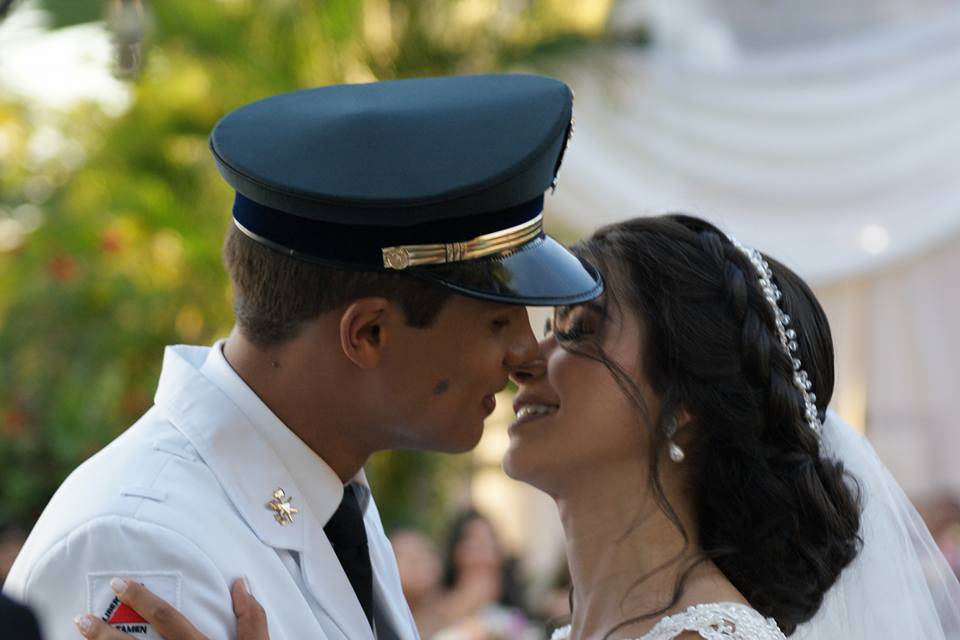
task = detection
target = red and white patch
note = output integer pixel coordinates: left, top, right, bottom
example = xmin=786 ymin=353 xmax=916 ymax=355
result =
xmin=103 ymin=596 xmax=149 ymax=625
xmin=88 ymin=572 xmax=181 ymax=639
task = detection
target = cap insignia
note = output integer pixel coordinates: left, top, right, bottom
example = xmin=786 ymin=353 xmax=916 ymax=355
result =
xmin=382 ymin=214 xmax=543 ymax=270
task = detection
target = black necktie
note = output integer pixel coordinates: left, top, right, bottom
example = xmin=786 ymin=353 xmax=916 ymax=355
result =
xmin=323 ymin=486 xmax=374 ymax=627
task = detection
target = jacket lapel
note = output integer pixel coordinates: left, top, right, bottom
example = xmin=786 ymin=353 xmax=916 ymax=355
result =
xmin=155 ymin=345 xmax=378 ymax=639
xmin=366 ymin=499 xmax=421 ymax=640
xmin=154 ymin=345 xmax=305 ymax=553
xmin=301 ymin=512 xmax=377 ymax=640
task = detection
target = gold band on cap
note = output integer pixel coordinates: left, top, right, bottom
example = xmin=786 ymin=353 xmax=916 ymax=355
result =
xmin=382 ymin=214 xmax=543 ymax=270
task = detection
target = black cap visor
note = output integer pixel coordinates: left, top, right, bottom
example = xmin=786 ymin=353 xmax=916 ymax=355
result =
xmin=231 ymin=192 xmax=602 ymax=306
xmin=406 ymin=235 xmax=603 ymax=306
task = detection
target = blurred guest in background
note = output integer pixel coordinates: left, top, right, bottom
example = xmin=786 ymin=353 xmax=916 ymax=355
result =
xmin=430 ymin=509 xmax=539 ymax=640
xmin=920 ymin=495 xmax=960 ymax=579
xmin=390 ymin=529 xmax=445 ymax=637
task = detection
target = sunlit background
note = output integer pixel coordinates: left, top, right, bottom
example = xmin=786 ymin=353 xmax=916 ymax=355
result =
xmin=2 ymin=0 xmax=960 ymax=630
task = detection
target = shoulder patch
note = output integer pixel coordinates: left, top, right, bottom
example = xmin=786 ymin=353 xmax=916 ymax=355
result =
xmin=88 ymin=572 xmax=181 ymax=639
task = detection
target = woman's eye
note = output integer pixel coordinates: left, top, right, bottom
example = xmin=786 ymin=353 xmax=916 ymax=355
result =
xmin=491 ymin=318 xmax=510 ymax=331
xmin=554 ymin=318 xmax=592 ymax=342
xmin=552 ymin=303 xmax=601 ymax=342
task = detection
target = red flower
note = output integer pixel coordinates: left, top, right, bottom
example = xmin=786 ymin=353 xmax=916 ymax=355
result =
xmin=1 ymin=408 xmax=28 ymax=438
xmin=48 ymin=254 xmax=77 ymax=282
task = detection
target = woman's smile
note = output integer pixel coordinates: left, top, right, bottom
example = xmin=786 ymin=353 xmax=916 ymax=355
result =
xmin=510 ymin=391 xmax=561 ymax=431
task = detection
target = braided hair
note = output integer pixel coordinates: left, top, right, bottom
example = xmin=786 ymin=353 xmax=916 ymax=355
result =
xmin=567 ymin=214 xmax=861 ymax=636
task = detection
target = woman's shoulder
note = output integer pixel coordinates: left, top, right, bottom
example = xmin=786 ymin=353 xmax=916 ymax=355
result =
xmin=549 ymin=602 xmax=786 ymax=640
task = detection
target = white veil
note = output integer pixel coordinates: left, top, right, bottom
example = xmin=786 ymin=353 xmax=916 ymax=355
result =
xmin=793 ymin=410 xmax=960 ymax=639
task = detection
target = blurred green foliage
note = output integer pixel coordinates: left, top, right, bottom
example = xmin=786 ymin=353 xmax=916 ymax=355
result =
xmin=0 ymin=0 xmax=616 ymax=536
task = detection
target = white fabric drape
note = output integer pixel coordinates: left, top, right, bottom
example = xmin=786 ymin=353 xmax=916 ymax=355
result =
xmin=547 ymin=0 xmax=960 ymax=283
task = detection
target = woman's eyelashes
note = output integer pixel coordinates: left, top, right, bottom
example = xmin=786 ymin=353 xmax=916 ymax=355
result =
xmin=554 ymin=319 xmax=592 ymax=341
xmin=546 ymin=303 xmax=603 ymax=342
xmin=552 ymin=309 xmax=596 ymax=342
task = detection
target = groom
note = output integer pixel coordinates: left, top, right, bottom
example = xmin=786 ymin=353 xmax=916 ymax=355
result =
xmin=2 ymin=74 xmax=601 ymax=639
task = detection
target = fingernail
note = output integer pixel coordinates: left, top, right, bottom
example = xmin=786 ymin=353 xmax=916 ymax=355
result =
xmin=241 ymin=575 xmax=252 ymax=594
xmin=74 ymin=614 xmax=93 ymax=634
xmin=111 ymin=577 xmax=129 ymax=594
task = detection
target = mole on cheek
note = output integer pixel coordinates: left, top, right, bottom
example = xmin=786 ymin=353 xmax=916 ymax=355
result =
xmin=433 ymin=379 xmax=450 ymax=395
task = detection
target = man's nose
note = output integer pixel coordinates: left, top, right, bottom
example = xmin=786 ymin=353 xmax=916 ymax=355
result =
xmin=503 ymin=310 xmax=539 ymax=369
xmin=505 ymin=315 xmax=551 ymax=386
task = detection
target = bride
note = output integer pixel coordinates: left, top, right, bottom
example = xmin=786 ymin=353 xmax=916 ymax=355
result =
xmin=75 ymin=214 xmax=960 ymax=639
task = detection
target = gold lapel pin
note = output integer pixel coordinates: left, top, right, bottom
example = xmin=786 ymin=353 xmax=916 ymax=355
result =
xmin=266 ymin=488 xmax=299 ymax=525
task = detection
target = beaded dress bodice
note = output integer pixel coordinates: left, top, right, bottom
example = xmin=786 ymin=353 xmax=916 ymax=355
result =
xmin=550 ymin=603 xmax=786 ymax=640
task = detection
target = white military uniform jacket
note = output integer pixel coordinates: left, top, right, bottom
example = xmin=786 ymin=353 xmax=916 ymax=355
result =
xmin=3 ymin=343 xmax=420 ymax=640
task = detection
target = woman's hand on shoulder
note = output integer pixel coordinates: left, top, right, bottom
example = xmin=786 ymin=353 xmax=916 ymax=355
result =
xmin=73 ymin=576 xmax=269 ymax=640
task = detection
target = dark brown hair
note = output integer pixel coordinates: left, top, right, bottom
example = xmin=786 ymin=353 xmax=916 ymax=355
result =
xmin=564 ymin=214 xmax=861 ymax=636
xmin=222 ymin=224 xmax=455 ymax=346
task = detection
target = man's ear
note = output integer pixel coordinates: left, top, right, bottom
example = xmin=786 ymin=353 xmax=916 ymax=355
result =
xmin=339 ymin=297 xmax=392 ymax=369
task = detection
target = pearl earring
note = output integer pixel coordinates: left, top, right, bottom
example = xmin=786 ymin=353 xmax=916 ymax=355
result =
xmin=664 ymin=416 xmax=685 ymax=463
